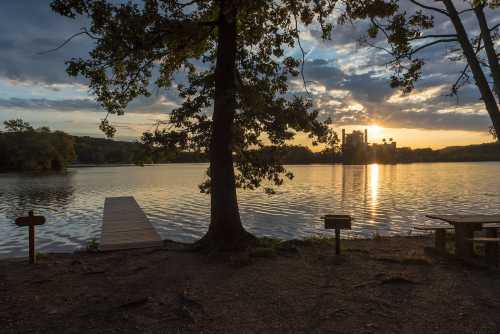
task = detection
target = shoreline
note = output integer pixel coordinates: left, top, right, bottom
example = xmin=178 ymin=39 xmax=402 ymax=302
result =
xmin=0 ymin=160 xmax=498 ymax=174
xmin=68 ymin=160 xmax=500 ymax=168
xmin=1 ymin=236 xmax=499 ymax=333
xmin=0 ymin=235 xmax=422 ymax=261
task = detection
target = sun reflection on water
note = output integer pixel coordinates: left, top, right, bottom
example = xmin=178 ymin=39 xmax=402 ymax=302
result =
xmin=370 ymin=164 xmax=379 ymax=201
xmin=369 ymin=164 xmax=379 ymax=220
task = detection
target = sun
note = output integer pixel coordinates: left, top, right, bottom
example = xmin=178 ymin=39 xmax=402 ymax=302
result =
xmin=367 ymin=124 xmax=383 ymax=137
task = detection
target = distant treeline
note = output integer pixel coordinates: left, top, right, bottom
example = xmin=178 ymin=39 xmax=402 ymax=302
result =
xmin=97 ymin=142 xmax=499 ymax=165
xmin=237 ymin=144 xmax=500 ymax=164
xmin=74 ymin=136 xmax=208 ymax=164
xmin=0 ymin=120 xmax=76 ymax=172
xmin=396 ymin=143 xmax=500 ymax=163
xmin=1 ymin=119 xmax=499 ymax=172
xmin=74 ymin=136 xmax=144 ymax=164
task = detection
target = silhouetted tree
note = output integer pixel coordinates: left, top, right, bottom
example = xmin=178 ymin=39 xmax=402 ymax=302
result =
xmin=3 ymin=119 xmax=34 ymax=133
xmin=51 ymin=0 xmax=338 ymax=250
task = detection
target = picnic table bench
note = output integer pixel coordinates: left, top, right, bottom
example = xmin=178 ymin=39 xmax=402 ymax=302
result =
xmin=469 ymin=223 xmax=500 ymax=266
xmin=426 ymin=214 xmax=500 ymax=266
xmin=414 ymin=224 xmax=454 ymax=253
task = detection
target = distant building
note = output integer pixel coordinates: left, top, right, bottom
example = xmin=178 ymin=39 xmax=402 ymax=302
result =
xmin=341 ymin=129 xmax=368 ymax=164
xmin=341 ymin=128 xmax=396 ymax=164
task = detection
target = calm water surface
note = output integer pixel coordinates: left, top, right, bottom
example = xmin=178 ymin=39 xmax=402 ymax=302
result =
xmin=1 ymin=163 xmax=499 ymax=257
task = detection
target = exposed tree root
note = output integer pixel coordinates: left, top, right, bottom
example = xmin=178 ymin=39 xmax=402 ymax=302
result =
xmin=190 ymin=229 xmax=257 ymax=253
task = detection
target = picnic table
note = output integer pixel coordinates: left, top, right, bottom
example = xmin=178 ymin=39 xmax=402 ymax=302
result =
xmin=426 ymin=214 xmax=500 ymax=258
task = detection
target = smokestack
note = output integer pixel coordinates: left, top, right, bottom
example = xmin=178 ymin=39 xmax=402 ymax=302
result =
xmin=342 ymin=129 xmax=346 ymax=150
xmin=364 ymin=128 xmax=368 ymax=144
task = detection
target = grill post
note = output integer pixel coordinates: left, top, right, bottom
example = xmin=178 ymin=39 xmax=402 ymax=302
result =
xmin=324 ymin=215 xmax=352 ymax=255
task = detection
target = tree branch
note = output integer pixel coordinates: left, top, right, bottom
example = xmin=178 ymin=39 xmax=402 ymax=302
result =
xmin=361 ymin=38 xmax=395 ymax=57
xmin=409 ymin=0 xmax=450 ymax=17
xmin=450 ymin=63 xmax=469 ymax=97
xmin=411 ymin=38 xmax=458 ymax=55
xmin=449 ymin=31 xmax=483 ymax=98
xmin=457 ymin=8 xmax=475 ymax=15
xmin=293 ymin=13 xmax=311 ymax=97
xmin=490 ymin=23 xmax=500 ymax=32
xmin=36 ymin=29 xmax=99 ymax=55
xmin=370 ymin=18 xmax=391 ymax=41
xmin=413 ymin=34 xmax=457 ymax=39
xmin=175 ymin=0 xmax=198 ymax=8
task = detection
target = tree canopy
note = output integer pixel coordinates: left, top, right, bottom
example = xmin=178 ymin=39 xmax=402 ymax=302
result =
xmin=51 ymin=0 xmax=339 ymax=249
xmin=51 ymin=0 xmax=338 ymax=188
xmin=0 ymin=120 xmax=76 ymax=172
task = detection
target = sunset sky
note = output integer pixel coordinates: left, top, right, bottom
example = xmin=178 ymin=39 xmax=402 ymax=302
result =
xmin=0 ymin=1 xmax=498 ymax=149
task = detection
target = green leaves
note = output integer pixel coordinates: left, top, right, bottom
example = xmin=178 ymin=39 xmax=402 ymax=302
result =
xmin=0 ymin=119 xmax=76 ymax=172
xmin=52 ymin=0 xmax=338 ymax=193
xmin=3 ymin=119 xmax=34 ymax=133
xmin=99 ymin=119 xmax=117 ymax=138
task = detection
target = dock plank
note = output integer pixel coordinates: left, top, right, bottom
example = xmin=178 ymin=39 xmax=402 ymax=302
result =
xmin=99 ymin=196 xmax=162 ymax=251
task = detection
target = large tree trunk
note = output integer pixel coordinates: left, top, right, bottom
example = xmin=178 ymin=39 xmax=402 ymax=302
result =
xmin=196 ymin=1 xmax=254 ymax=250
xmin=442 ymin=0 xmax=500 ymax=138
xmin=473 ymin=4 xmax=500 ymax=100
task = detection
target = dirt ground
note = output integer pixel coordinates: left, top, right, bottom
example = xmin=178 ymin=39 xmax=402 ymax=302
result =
xmin=1 ymin=236 xmax=499 ymax=334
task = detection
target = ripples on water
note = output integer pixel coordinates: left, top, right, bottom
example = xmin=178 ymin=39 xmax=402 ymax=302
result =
xmin=1 ymin=162 xmax=499 ymax=257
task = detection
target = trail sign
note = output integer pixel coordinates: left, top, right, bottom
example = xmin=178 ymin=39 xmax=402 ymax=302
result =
xmin=15 ymin=211 xmax=46 ymax=264
xmin=15 ymin=211 xmax=46 ymax=227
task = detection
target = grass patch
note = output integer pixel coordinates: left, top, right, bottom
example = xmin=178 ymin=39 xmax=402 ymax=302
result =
xmin=256 ymin=238 xmax=299 ymax=254
xmin=372 ymin=231 xmax=389 ymax=241
xmin=35 ymin=252 xmax=49 ymax=259
xmin=86 ymin=238 xmax=99 ymax=253
xmin=301 ymin=235 xmax=337 ymax=246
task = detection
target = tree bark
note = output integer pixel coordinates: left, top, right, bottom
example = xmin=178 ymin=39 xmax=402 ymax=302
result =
xmin=473 ymin=4 xmax=500 ymax=100
xmin=197 ymin=1 xmax=253 ymax=250
xmin=442 ymin=0 xmax=500 ymax=138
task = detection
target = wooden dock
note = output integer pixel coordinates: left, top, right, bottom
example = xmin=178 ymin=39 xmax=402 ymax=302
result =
xmin=99 ymin=196 xmax=162 ymax=251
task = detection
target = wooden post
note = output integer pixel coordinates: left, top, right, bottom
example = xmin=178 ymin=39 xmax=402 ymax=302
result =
xmin=15 ymin=211 xmax=45 ymax=264
xmin=29 ymin=225 xmax=35 ymax=264
xmin=324 ymin=215 xmax=351 ymax=255
xmin=435 ymin=229 xmax=446 ymax=253
xmin=335 ymin=228 xmax=341 ymax=255
xmin=455 ymin=224 xmax=474 ymax=258
xmin=485 ymin=227 xmax=498 ymax=267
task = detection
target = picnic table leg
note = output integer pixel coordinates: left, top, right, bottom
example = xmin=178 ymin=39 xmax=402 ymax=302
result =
xmin=435 ymin=229 xmax=446 ymax=253
xmin=485 ymin=227 xmax=498 ymax=267
xmin=454 ymin=224 xmax=474 ymax=258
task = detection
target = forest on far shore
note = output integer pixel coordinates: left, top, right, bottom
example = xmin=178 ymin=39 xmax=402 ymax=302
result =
xmin=1 ymin=119 xmax=499 ymax=172
xmin=74 ymin=136 xmax=500 ymax=165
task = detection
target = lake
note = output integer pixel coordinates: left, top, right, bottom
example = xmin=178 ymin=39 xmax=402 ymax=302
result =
xmin=1 ymin=162 xmax=499 ymax=257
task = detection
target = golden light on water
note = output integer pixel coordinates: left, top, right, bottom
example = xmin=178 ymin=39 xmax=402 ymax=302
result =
xmin=370 ymin=163 xmax=379 ymax=208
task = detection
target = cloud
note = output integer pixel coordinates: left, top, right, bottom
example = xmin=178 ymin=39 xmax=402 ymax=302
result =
xmin=0 ymin=1 xmax=93 ymax=85
xmin=296 ymin=57 xmax=491 ymax=133
xmin=0 ymin=97 xmax=99 ymax=111
xmin=0 ymin=92 xmax=182 ymax=116
xmin=387 ymin=85 xmax=447 ymax=104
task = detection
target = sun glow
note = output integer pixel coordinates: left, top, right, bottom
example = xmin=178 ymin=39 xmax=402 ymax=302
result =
xmin=367 ymin=124 xmax=383 ymax=138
